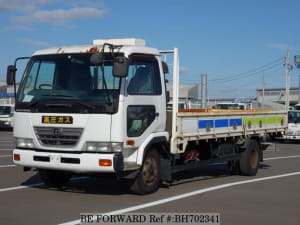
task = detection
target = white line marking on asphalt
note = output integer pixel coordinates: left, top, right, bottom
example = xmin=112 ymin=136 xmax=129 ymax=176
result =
xmin=59 ymin=171 xmax=300 ymax=225
xmin=0 ymin=177 xmax=88 ymax=192
xmin=0 ymin=155 xmax=11 ymax=158
xmin=0 ymin=183 xmax=43 ymax=192
xmin=0 ymin=165 xmax=16 ymax=168
xmin=265 ymin=155 xmax=300 ymax=161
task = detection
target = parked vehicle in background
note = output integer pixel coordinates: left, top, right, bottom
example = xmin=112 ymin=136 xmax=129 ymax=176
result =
xmin=167 ymin=100 xmax=201 ymax=110
xmin=167 ymin=101 xmax=187 ymax=110
xmin=280 ymin=110 xmax=300 ymax=141
xmin=212 ymin=102 xmax=252 ymax=110
xmin=294 ymin=104 xmax=300 ymax=111
xmin=0 ymin=104 xmax=14 ymax=129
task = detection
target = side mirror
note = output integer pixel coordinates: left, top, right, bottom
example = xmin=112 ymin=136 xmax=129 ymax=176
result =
xmin=166 ymin=90 xmax=170 ymax=103
xmin=7 ymin=65 xmax=17 ymax=85
xmin=113 ymin=56 xmax=129 ymax=77
xmin=162 ymin=61 xmax=169 ymax=74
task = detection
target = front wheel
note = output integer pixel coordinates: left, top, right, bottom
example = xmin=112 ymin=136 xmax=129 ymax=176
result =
xmin=39 ymin=169 xmax=71 ymax=188
xmin=130 ymin=149 xmax=161 ymax=195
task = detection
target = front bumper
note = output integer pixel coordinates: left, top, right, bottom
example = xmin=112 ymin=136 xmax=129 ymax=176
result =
xmin=13 ymin=149 xmax=124 ymax=173
xmin=278 ymin=135 xmax=300 ymax=140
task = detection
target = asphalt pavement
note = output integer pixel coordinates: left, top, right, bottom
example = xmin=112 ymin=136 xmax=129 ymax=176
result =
xmin=0 ymin=130 xmax=299 ymax=225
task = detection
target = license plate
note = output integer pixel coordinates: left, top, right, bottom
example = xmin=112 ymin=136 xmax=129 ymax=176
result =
xmin=42 ymin=116 xmax=73 ymax=124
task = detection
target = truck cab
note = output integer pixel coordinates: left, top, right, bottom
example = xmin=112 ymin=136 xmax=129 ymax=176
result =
xmin=9 ymin=39 xmax=170 ymax=191
xmin=282 ymin=110 xmax=300 ymax=140
xmin=0 ymin=104 xmax=14 ymax=129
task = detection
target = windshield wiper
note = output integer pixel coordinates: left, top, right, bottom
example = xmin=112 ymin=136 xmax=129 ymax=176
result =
xmin=41 ymin=94 xmax=96 ymax=110
xmin=44 ymin=100 xmax=96 ymax=110
xmin=27 ymin=101 xmax=39 ymax=107
xmin=45 ymin=103 xmax=72 ymax=108
xmin=42 ymin=94 xmax=74 ymax=98
xmin=70 ymin=101 xmax=96 ymax=109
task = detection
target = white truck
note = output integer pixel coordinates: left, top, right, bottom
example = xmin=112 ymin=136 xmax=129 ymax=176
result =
xmin=280 ymin=110 xmax=300 ymax=141
xmin=212 ymin=102 xmax=252 ymax=110
xmin=0 ymin=104 xmax=14 ymax=129
xmin=7 ymin=38 xmax=287 ymax=194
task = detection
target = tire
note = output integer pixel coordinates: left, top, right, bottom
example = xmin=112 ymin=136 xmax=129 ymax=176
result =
xmin=130 ymin=149 xmax=161 ymax=195
xmin=39 ymin=169 xmax=71 ymax=188
xmin=239 ymin=139 xmax=260 ymax=176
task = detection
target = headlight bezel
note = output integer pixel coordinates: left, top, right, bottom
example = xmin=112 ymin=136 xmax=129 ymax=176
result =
xmin=16 ymin=138 xmax=35 ymax=149
xmin=86 ymin=142 xmax=123 ymax=153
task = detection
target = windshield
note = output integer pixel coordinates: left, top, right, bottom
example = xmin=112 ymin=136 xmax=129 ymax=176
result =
xmin=288 ymin=111 xmax=300 ymax=123
xmin=0 ymin=106 xmax=11 ymax=115
xmin=295 ymin=105 xmax=300 ymax=110
xmin=16 ymin=54 xmax=121 ymax=114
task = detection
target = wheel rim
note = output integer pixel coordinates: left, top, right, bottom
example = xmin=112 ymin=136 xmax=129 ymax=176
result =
xmin=250 ymin=148 xmax=259 ymax=169
xmin=142 ymin=156 xmax=158 ymax=186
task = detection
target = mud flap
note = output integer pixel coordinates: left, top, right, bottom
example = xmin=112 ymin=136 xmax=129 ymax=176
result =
xmin=160 ymin=158 xmax=172 ymax=182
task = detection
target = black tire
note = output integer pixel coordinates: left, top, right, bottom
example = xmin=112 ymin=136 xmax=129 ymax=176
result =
xmin=130 ymin=149 xmax=161 ymax=195
xmin=239 ymin=140 xmax=260 ymax=176
xmin=39 ymin=169 xmax=71 ymax=188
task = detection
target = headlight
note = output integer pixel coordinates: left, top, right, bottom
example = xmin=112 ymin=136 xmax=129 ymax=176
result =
xmin=16 ymin=138 xmax=35 ymax=149
xmin=86 ymin=142 xmax=123 ymax=153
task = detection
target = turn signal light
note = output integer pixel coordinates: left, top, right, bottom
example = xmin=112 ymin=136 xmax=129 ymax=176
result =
xmin=99 ymin=159 xmax=112 ymax=167
xmin=13 ymin=154 xmax=20 ymax=161
xmin=126 ymin=140 xmax=135 ymax=146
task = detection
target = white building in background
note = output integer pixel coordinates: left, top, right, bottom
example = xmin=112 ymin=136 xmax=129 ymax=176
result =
xmin=208 ymin=87 xmax=300 ymax=110
xmin=166 ymin=83 xmax=198 ymax=100
xmin=166 ymin=83 xmax=201 ymax=109
xmin=256 ymin=87 xmax=300 ymax=110
xmin=0 ymin=82 xmax=16 ymax=104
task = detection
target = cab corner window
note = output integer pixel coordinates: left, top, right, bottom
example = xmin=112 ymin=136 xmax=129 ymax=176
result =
xmin=127 ymin=105 xmax=156 ymax=137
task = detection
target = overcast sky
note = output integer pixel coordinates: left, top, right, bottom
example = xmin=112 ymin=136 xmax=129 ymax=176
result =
xmin=1 ymin=0 xmax=300 ymax=98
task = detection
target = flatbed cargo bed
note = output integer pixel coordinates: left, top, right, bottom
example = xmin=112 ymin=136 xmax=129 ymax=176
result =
xmin=167 ymin=109 xmax=287 ymax=153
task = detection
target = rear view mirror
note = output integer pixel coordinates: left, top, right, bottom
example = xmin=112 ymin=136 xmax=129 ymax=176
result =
xmin=113 ymin=56 xmax=129 ymax=77
xmin=162 ymin=61 xmax=169 ymax=74
xmin=7 ymin=65 xmax=17 ymax=85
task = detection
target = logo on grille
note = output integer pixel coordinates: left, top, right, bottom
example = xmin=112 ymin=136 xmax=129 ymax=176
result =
xmin=52 ymin=128 xmax=63 ymax=137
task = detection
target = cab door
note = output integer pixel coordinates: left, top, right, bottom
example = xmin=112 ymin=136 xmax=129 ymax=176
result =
xmin=124 ymin=54 xmax=166 ymax=147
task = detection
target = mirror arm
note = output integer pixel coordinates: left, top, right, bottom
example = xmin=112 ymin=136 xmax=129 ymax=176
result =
xmin=12 ymin=57 xmax=30 ymax=99
xmin=14 ymin=57 xmax=30 ymax=67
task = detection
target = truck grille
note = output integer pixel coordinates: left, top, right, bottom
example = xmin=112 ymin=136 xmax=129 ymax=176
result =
xmin=34 ymin=127 xmax=83 ymax=147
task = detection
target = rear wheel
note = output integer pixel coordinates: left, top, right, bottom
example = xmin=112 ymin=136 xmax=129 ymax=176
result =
xmin=39 ymin=169 xmax=71 ymax=188
xmin=239 ymin=140 xmax=260 ymax=176
xmin=130 ymin=149 xmax=161 ymax=195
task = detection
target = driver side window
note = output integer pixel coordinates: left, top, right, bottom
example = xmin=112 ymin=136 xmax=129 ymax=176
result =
xmin=127 ymin=57 xmax=162 ymax=95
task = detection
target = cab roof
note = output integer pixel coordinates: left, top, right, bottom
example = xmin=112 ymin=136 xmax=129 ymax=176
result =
xmin=33 ymin=38 xmax=160 ymax=57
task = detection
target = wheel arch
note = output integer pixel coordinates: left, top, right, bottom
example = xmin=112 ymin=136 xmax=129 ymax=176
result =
xmin=136 ymin=132 xmax=170 ymax=166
